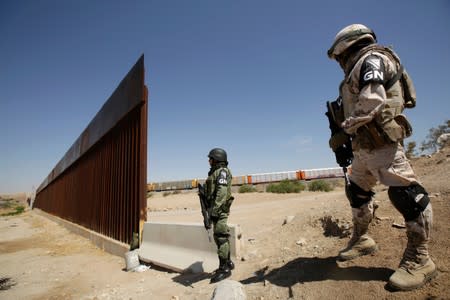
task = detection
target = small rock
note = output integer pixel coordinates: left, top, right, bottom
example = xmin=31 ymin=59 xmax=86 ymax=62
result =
xmin=296 ymin=238 xmax=307 ymax=246
xmin=392 ymin=222 xmax=406 ymax=229
xmin=282 ymin=215 xmax=295 ymax=225
xmin=211 ymin=280 xmax=247 ymax=300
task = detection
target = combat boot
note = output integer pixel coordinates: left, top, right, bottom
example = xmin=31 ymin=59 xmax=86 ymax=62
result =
xmin=338 ymin=233 xmax=377 ymax=261
xmin=338 ymin=209 xmax=377 ymax=261
xmin=389 ymin=221 xmax=437 ymax=291
xmin=227 ymin=252 xmax=235 ymax=270
xmin=210 ymin=257 xmax=231 ymax=284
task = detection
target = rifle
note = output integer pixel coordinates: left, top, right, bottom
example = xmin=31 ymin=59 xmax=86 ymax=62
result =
xmin=326 ymin=98 xmax=353 ymax=169
xmin=197 ymin=183 xmax=212 ymax=242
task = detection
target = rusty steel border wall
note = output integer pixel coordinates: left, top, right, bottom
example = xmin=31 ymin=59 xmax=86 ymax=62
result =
xmin=34 ymin=55 xmax=148 ymax=245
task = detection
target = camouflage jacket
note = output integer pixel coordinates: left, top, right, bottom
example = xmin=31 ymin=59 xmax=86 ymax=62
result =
xmin=205 ymin=164 xmax=233 ymax=218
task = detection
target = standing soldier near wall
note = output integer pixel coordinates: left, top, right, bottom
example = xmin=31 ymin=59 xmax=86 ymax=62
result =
xmin=326 ymin=24 xmax=437 ymax=291
xmin=205 ymin=148 xmax=235 ymax=283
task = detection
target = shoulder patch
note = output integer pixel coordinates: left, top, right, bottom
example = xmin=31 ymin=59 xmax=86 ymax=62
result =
xmin=359 ymin=55 xmax=385 ymax=89
xmin=217 ymin=169 xmax=228 ymax=185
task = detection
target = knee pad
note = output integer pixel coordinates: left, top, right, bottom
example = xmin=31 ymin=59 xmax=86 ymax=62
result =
xmin=214 ymin=233 xmax=230 ymax=246
xmin=345 ymin=181 xmax=374 ymax=208
xmin=388 ymin=184 xmax=430 ymax=221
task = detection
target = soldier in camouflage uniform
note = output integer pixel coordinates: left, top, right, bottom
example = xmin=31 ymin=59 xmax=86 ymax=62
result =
xmin=326 ymin=24 xmax=436 ymax=291
xmin=205 ymin=148 xmax=235 ymax=283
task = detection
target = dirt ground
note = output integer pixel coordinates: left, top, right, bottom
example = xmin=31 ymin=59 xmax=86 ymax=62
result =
xmin=1 ymin=145 xmax=449 ymax=300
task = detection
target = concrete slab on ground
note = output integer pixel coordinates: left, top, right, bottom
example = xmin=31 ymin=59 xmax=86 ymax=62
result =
xmin=139 ymin=221 xmax=242 ymax=273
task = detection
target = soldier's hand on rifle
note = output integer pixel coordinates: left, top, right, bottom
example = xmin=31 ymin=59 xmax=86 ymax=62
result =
xmin=335 ymin=143 xmax=353 ymax=167
xmin=204 ymin=221 xmax=212 ymax=230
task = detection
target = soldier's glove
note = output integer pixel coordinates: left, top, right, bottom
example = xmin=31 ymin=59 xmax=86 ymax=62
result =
xmin=329 ymin=129 xmax=353 ymax=167
xmin=204 ymin=222 xmax=212 ymax=230
xmin=335 ymin=143 xmax=353 ymax=168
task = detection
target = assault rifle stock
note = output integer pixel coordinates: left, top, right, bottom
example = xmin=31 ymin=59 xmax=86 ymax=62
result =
xmin=198 ymin=183 xmax=212 ymax=242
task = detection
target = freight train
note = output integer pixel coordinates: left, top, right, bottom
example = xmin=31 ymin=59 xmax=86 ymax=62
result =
xmin=147 ymin=167 xmax=346 ymax=192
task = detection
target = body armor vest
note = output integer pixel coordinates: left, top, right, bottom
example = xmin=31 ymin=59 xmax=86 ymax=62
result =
xmin=340 ymin=45 xmax=412 ymax=150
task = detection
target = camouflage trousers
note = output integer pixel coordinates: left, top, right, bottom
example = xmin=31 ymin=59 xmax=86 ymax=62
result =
xmin=212 ymin=212 xmax=231 ymax=260
xmin=350 ymin=142 xmax=418 ymax=190
xmin=349 ymin=142 xmax=432 ymax=243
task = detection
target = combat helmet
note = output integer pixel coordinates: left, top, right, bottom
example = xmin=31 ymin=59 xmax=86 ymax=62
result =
xmin=208 ymin=148 xmax=227 ymax=162
xmin=327 ymin=24 xmax=377 ymax=60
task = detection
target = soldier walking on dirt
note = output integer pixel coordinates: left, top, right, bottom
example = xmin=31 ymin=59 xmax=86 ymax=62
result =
xmin=205 ymin=148 xmax=235 ymax=283
xmin=326 ymin=24 xmax=437 ymax=291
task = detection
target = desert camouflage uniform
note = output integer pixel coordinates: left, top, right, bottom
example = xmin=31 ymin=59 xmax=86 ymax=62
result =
xmin=337 ymin=44 xmax=436 ymax=290
xmin=340 ymin=45 xmax=420 ymax=188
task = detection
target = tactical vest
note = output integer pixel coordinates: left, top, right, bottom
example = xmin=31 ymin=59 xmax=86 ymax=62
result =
xmin=340 ymin=45 xmax=413 ymax=150
xmin=205 ymin=166 xmax=233 ymax=202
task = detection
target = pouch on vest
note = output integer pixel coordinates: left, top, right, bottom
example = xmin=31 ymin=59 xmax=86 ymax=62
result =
xmin=382 ymin=57 xmax=416 ymax=109
xmin=382 ymin=114 xmax=413 ymax=142
xmin=400 ymin=69 xmax=416 ymax=108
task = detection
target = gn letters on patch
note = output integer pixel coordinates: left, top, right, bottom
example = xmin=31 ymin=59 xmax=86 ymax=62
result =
xmin=218 ymin=170 xmax=228 ymax=185
xmin=361 ymin=56 xmax=385 ymax=86
xmin=363 ymin=69 xmax=384 ymax=81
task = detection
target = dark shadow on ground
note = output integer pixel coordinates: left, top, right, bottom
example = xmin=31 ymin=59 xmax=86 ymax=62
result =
xmin=240 ymin=256 xmax=394 ymax=287
xmin=171 ymin=261 xmax=213 ymax=287
xmin=172 ymin=272 xmax=211 ymax=287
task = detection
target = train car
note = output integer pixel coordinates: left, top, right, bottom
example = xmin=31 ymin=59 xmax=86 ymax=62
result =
xmin=147 ymin=179 xmax=193 ymax=192
xmin=147 ymin=166 xmax=347 ymax=192
xmin=302 ymin=167 xmax=344 ymax=180
xmin=246 ymin=170 xmax=298 ymax=184
xmin=231 ymin=175 xmax=247 ymax=186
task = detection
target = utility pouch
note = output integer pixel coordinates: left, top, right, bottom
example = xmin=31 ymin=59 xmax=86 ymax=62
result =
xmin=223 ymin=196 xmax=234 ymax=214
xmin=363 ymin=122 xmax=387 ymax=148
xmin=382 ymin=114 xmax=412 ymax=142
xmin=401 ymin=69 xmax=416 ymax=108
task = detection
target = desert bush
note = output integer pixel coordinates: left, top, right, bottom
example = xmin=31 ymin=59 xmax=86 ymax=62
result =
xmin=308 ymin=180 xmax=333 ymax=192
xmin=238 ymin=184 xmax=257 ymax=193
xmin=266 ymin=179 xmax=305 ymax=193
xmin=162 ymin=190 xmax=182 ymax=197
xmin=419 ymin=119 xmax=450 ymax=154
xmin=0 ymin=198 xmax=25 ymax=216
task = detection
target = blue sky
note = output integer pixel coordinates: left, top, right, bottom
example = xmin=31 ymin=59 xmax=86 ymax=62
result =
xmin=1 ymin=1 xmax=449 ymax=194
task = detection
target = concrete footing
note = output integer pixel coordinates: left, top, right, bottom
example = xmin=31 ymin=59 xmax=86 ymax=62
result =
xmin=33 ymin=209 xmax=129 ymax=257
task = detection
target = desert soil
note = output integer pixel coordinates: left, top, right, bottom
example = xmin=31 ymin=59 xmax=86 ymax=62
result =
xmin=1 ymin=145 xmax=449 ymax=300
